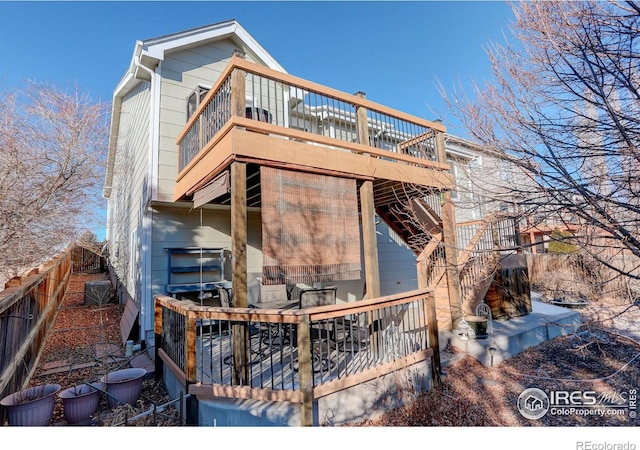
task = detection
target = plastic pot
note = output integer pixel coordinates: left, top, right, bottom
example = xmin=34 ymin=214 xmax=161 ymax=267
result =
xmin=58 ymin=383 xmax=103 ymax=424
xmin=0 ymin=384 xmax=61 ymax=426
xmin=101 ymin=368 xmax=146 ymax=408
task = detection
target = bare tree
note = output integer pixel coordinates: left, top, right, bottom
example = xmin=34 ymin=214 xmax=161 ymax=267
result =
xmin=439 ymin=1 xmax=640 ymax=284
xmin=0 ymin=82 xmax=108 ymax=284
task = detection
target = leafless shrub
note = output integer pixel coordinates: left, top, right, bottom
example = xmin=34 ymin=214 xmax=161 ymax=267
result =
xmin=0 ymin=82 xmax=108 ymax=284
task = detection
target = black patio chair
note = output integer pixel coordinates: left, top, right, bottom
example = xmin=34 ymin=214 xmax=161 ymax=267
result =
xmin=218 ymin=286 xmax=268 ymax=366
xmin=293 ymin=286 xmax=338 ymax=373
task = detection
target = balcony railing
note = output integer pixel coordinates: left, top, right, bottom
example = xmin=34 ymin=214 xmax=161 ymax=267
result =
xmin=154 ymin=289 xmax=438 ymax=426
xmin=176 ymin=56 xmax=448 ymax=174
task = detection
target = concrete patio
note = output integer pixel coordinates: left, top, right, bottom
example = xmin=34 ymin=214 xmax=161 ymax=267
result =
xmin=442 ymin=299 xmax=582 ymax=367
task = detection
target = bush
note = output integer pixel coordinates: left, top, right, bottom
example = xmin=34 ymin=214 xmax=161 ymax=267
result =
xmin=548 ymin=228 xmax=578 ymax=254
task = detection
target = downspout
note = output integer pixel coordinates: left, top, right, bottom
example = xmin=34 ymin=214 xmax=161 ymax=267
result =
xmin=133 ymin=54 xmax=157 ymax=344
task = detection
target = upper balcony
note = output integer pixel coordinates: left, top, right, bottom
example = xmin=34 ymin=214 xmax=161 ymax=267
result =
xmin=174 ymin=55 xmax=453 ymax=206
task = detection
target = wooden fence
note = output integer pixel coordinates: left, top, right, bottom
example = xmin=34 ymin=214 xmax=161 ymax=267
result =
xmin=71 ymin=246 xmax=106 ymax=273
xmin=0 ymin=249 xmax=72 ymax=423
xmin=526 ymin=253 xmax=638 ymax=300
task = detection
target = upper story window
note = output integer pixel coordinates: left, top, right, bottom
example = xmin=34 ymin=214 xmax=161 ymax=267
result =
xmin=187 ymin=85 xmax=210 ymax=120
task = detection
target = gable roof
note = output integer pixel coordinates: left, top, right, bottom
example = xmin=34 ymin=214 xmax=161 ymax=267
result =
xmin=134 ymin=19 xmax=285 ymax=79
xmin=103 ymin=19 xmax=286 ymax=198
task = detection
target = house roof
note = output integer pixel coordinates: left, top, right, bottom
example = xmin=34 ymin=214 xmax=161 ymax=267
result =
xmin=133 ymin=19 xmax=286 ymax=81
xmin=103 ymin=19 xmax=286 ymax=198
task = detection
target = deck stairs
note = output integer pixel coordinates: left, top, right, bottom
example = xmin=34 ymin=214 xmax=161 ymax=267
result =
xmin=376 ymin=189 xmax=519 ymax=331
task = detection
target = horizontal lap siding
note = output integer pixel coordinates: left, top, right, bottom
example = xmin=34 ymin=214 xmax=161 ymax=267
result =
xmin=108 ymin=82 xmax=150 ymax=295
xmin=150 ymin=207 xmax=263 ymax=296
xmin=376 ymin=219 xmax=418 ymax=296
xmin=157 ymin=39 xmax=256 ymax=202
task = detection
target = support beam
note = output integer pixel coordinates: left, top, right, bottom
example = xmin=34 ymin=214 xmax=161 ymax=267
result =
xmin=434 ymin=132 xmax=463 ymax=329
xmin=231 ymin=162 xmax=249 ymax=384
xmin=360 ymin=180 xmax=380 ymax=298
xmin=360 ymin=179 xmax=381 ymax=355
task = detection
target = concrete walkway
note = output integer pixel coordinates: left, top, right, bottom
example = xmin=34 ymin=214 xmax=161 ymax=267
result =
xmin=441 ymin=300 xmax=582 ymax=367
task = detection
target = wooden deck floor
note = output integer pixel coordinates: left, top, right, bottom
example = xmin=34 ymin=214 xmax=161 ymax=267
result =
xmin=194 ymin=324 xmax=421 ymax=390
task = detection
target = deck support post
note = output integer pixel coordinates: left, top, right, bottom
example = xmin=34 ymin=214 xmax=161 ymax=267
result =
xmin=360 ymin=179 xmax=382 ymax=354
xmin=434 ymin=131 xmax=464 ymax=329
xmin=231 ymin=161 xmax=249 ymax=384
xmin=360 ymin=180 xmax=380 ymax=299
xmin=419 ymin=280 xmax=442 ymax=388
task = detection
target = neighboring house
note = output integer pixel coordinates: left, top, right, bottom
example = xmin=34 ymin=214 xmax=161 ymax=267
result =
xmin=104 ymin=19 xmax=535 ymax=426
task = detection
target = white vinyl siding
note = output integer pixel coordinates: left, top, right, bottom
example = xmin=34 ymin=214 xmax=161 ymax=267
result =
xmin=107 ymin=82 xmax=150 ymax=296
xmin=155 ymin=39 xmax=259 ymax=202
xmin=150 ymin=206 xmax=263 ymax=298
xmin=375 ymin=219 xmax=418 ymax=296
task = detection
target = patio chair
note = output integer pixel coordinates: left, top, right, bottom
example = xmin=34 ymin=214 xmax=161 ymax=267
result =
xmin=218 ymin=286 xmax=268 ymax=366
xmin=295 ymin=286 xmax=338 ymax=372
xmin=299 ymin=286 xmax=338 ymax=341
xmin=253 ymin=283 xmax=294 ymax=346
xmin=335 ymin=303 xmax=414 ymax=357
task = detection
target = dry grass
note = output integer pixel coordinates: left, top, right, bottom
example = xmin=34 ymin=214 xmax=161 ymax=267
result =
xmin=351 ymin=299 xmax=640 ymax=427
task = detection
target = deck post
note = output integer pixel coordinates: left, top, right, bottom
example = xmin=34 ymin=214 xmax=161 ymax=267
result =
xmin=231 ymin=161 xmax=249 ymax=384
xmin=360 ymin=180 xmax=380 ymax=298
xmin=423 ymin=288 xmax=442 ymax=388
xmin=185 ymin=311 xmax=197 ymax=384
xmin=231 ymin=162 xmax=248 ymax=308
xmin=434 ymin=131 xmax=464 ymax=329
xmin=360 ymin=179 xmax=382 ymax=354
xmin=354 ymin=91 xmax=370 ymax=148
xmin=153 ymin=297 xmax=164 ymax=382
xmin=298 ymin=315 xmax=314 ymax=426
xmin=418 ymin=252 xmax=442 ymax=387
xmin=231 ymin=65 xmax=246 ymax=119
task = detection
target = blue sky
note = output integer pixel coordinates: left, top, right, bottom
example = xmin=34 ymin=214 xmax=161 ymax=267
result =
xmin=0 ymin=1 xmax=515 ymax=240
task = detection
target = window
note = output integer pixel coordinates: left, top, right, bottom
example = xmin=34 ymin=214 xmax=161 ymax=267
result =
xmin=446 ymin=154 xmax=473 ymax=201
xmin=447 ymin=157 xmax=461 ymax=200
xmin=186 ymin=85 xmax=210 ymax=120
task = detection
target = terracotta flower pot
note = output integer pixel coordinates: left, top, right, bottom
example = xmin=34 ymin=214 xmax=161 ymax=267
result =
xmin=101 ymin=368 xmax=146 ymax=408
xmin=58 ymin=383 xmax=103 ymax=425
xmin=0 ymin=384 xmax=61 ymax=426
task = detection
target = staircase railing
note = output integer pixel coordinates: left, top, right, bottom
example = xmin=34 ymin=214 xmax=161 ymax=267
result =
xmin=421 ymin=215 xmax=521 ymax=314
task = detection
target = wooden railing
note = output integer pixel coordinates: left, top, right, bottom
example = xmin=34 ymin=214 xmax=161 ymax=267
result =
xmin=176 ymin=55 xmax=448 ymax=175
xmin=154 ymin=289 xmax=437 ymax=426
xmin=0 ymin=249 xmax=72 ymax=422
xmin=423 ymin=215 xmax=522 ymax=314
